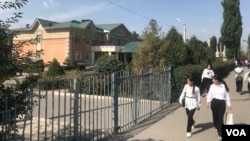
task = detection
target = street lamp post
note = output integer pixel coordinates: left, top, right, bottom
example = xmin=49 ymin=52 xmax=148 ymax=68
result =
xmin=182 ymin=24 xmax=186 ymax=43
xmin=176 ymin=18 xmax=186 ymax=43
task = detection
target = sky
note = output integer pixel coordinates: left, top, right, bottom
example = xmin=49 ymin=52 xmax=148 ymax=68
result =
xmin=1 ymin=0 xmax=250 ymax=49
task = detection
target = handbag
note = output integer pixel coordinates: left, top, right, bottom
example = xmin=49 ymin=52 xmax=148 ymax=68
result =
xmin=225 ymin=112 xmax=234 ymax=125
xmin=181 ymin=92 xmax=186 ymax=107
xmin=181 ymin=85 xmax=187 ymax=107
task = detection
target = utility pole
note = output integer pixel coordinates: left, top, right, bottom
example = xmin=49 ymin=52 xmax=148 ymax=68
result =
xmin=176 ymin=18 xmax=186 ymax=43
xmin=183 ymin=24 xmax=186 ymax=43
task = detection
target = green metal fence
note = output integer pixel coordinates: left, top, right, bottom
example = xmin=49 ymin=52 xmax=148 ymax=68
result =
xmin=0 ymin=66 xmax=172 ymax=141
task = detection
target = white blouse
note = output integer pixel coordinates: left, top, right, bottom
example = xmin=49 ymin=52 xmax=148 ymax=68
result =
xmin=179 ymin=84 xmax=201 ymax=110
xmin=244 ymin=71 xmax=250 ymax=83
xmin=206 ymin=83 xmax=231 ymax=107
xmin=201 ymin=68 xmax=215 ymax=79
xmin=234 ymin=67 xmax=244 ymax=78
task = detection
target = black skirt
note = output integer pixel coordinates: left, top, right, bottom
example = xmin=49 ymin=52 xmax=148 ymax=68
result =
xmin=200 ymin=77 xmax=213 ymax=93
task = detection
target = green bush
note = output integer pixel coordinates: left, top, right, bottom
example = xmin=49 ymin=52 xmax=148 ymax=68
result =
xmin=23 ymin=59 xmax=44 ymax=73
xmin=43 ymin=58 xmax=65 ymax=80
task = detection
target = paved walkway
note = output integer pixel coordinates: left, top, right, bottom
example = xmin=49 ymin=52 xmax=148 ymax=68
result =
xmin=113 ymin=67 xmax=250 ymax=141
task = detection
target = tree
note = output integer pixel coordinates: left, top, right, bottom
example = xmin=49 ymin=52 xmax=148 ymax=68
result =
xmin=94 ymin=55 xmax=125 ymax=74
xmin=132 ymin=19 xmax=162 ymax=73
xmin=0 ymin=0 xmax=39 ymax=138
xmin=221 ymin=0 xmax=242 ymax=60
xmin=187 ymin=36 xmax=204 ymax=64
xmin=43 ymin=58 xmax=65 ymax=79
xmin=210 ymin=36 xmax=217 ymax=52
xmin=160 ymin=27 xmax=187 ymax=66
xmin=186 ymin=36 xmax=215 ymax=64
xmin=247 ymin=34 xmax=250 ymax=58
xmin=0 ymin=0 xmax=32 ymax=83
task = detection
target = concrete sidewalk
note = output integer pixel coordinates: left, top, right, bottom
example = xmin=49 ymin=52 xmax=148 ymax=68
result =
xmin=113 ymin=67 xmax=250 ymax=141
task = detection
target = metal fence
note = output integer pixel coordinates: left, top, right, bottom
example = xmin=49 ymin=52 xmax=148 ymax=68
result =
xmin=0 ymin=66 xmax=171 ymax=141
xmin=0 ymin=98 xmax=17 ymax=141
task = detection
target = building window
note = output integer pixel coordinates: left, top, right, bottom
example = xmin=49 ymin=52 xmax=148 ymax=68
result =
xmin=92 ymin=39 xmax=99 ymax=46
xmin=85 ymin=39 xmax=90 ymax=44
xmin=75 ymin=52 xmax=81 ymax=61
xmin=36 ymin=50 xmax=41 ymax=60
xmin=36 ymin=35 xmax=42 ymax=43
xmin=86 ymin=52 xmax=90 ymax=60
xmin=75 ymin=35 xmax=81 ymax=43
xmin=85 ymin=35 xmax=90 ymax=44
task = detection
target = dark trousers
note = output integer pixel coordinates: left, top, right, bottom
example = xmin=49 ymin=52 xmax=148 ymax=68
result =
xmin=211 ymin=99 xmax=226 ymax=137
xmin=200 ymin=78 xmax=213 ymax=94
xmin=236 ymin=79 xmax=243 ymax=92
xmin=185 ymin=108 xmax=196 ymax=132
xmin=248 ymin=82 xmax=250 ymax=93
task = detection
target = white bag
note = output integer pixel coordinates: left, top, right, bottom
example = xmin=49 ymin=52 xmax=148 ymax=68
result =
xmin=225 ymin=112 xmax=234 ymax=125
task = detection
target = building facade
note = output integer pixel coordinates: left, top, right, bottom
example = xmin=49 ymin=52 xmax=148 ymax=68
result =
xmin=12 ymin=18 xmax=140 ymax=66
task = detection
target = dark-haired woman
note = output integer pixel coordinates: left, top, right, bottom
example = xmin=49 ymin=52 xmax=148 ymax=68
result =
xmin=206 ymin=75 xmax=232 ymax=140
xmin=200 ymin=63 xmax=215 ymax=97
xmin=234 ymin=63 xmax=244 ymax=94
xmin=179 ymin=74 xmax=201 ymax=138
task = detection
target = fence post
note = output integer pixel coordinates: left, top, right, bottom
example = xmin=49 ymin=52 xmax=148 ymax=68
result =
xmin=133 ymin=74 xmax=139 ymax=124
xmin=149 ymin=68 xmax=153 ymax=114
xmin=73 ymin=78 xmax=80 ymax=141
xmin=111 ymin=72 xmax=119 ymax=134
xmin=166 ymin=65 xmax=172 ymax=103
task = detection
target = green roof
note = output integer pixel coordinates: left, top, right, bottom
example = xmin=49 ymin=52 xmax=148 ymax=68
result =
xmin=121 ymin=42 xmax=140 ymax=53
xmin=11 ymin=18 xmax=133 ymax=36
xmin=96 ymin=23 xmax=122 ymax=31
xmin=36 ymin=18 xmax=58 ymax=27
xmin=12 ymin=18 xmax=93 ymax=31
xmin=51 ymin=19 xmax=91 ymax=29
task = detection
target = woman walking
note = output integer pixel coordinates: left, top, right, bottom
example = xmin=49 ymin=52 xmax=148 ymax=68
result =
xmin=244 ymin=71 xmax=250 ymax=94
xmin=234 ymin=63 xmax=244 ymax=94
xmin=179 ymin=74 xmax=201 ymax=138
xmin=200 ymin=63 xmax=215 ymax=97
xmin=206 ymin=75 xmax=232 ymax=140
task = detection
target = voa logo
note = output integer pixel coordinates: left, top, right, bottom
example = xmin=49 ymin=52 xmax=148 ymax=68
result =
xmin=226 ymin=129 xmax=246 ymax=136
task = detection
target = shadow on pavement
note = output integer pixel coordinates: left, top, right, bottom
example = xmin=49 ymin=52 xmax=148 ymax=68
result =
xmin=128 ymin=139 xmax=163 ymax=141
xmin=192 ymin=122 xmax=214 ymax=135
xmin=103 ymin=103 xmax=181 ymax=141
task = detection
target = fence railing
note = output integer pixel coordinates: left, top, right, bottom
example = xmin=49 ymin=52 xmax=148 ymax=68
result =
xmin=0 ymin=98 xmax=17 ymax=141
xmin=0 ymin=66 xmax=171 ymax=141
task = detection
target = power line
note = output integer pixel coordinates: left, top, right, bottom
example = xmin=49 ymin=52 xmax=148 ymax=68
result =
xmin=105 ymin=0 xmax=204 ymax=41
xmin=105 ymin=0 xmax=172 ymax=28
xmin=105 ymin=0 xmax=151 ymax=21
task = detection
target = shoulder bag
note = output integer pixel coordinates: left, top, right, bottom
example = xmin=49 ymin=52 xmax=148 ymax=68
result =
xmin=181 ymin=85 xmax=187 ymax=107
xmin=181 ymin=92 xmax=186 ymax=107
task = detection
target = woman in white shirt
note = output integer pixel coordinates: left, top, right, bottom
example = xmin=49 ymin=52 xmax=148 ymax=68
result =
xmin=200 ymin=63 xmax=215 ymax=97
xmin=244 ymin=71 xmax=250 ymax=93
xmin=179 ymin=74 xmax=201 ymax=138
xmin=206 ymin=75 xmax=232 ymax=140
xmin=234 ymin=63 xmax=244 ymax=93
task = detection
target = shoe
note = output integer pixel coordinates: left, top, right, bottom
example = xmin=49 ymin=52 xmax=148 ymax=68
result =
xmin=218 ymin=136 xmax=222 ymax=140
xmin=202 ymin=93 xmax=207 ymax=97
xmin=186 ymin=132 xmax=192 ymax=137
